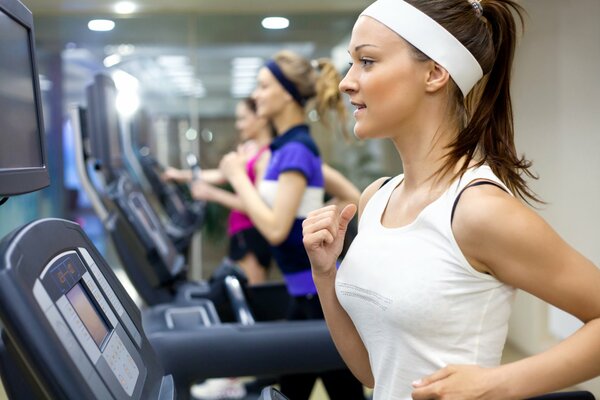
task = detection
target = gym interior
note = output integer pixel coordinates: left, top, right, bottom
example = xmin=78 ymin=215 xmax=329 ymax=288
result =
xmin=0 ymin=0 xmax=599 ymax=399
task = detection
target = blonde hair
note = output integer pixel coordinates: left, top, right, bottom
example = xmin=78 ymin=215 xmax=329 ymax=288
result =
xmin=273 ymin=50 xmax=349 ymax=139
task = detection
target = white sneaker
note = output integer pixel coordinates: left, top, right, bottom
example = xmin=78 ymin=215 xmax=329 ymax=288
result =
xmin=191 ymin=378 xmax=247 ymax=400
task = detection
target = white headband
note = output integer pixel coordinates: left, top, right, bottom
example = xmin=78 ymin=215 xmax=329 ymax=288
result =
xmin=360 ymin=0 xmax=483 ymax=96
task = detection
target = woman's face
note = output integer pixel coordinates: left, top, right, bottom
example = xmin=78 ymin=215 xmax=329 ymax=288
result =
xmin=252 ymin=67 xmax=289 ymax=121
xmin=235 ymin=101 xmax=264 ymax=141
xmin=339 ymin=16 xmax=430 ymax=140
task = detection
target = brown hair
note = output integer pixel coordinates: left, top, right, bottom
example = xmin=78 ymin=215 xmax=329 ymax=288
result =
xmin=241 ymin=97 xmax=257 ymax=114
xmin=406 ymin=0 xmax=540 ymax=203
xmin=240 ymin=97 xmax=277 ymax=138
xmin=273 ymin=50 xmax=349 ymax=139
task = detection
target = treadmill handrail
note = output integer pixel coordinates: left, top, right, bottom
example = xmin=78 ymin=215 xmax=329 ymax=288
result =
xmin=70 ymin=105 xmax=109 ymax=223
xmin=224 ymin=275 xmax=255 ymax=325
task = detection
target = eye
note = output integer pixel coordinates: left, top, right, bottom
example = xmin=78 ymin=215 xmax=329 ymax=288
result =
xmin=359 ymin=58 xmax=374 ymax=67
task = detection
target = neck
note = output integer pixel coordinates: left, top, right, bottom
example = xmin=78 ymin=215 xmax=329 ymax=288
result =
xmin=272 ymin=103 xmax=305 ymax=135
xmin=393 ymin=100 xmax=461 ymax=191
xmin=254 ymin=128 xmax=273 ymax=148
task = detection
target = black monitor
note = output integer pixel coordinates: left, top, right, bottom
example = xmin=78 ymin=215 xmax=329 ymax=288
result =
xmin=0 ymin=0 xmax=49 ymax=196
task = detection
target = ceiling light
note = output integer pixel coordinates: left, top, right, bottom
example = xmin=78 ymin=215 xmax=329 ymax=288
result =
xmin=88 ymin=19 xmax=115 ymax=32
xmin=114 ymin=1 xmax=137 ymax=14
xmin=261 ymin=17 xmax=289 ymax=30
xmin=103 ymin=54 xmax=121 ymax=68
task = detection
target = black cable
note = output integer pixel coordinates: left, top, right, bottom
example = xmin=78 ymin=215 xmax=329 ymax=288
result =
xmin=0 ymin=197 xmax=8 ymax=206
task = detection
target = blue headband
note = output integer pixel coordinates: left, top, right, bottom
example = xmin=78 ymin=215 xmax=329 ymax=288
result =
xmin=265 ymin=60 xmax=306 ymax=106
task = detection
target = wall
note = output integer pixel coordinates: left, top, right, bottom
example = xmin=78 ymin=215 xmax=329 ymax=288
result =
xmin=510 ymin=0 xmax=600 ymax=393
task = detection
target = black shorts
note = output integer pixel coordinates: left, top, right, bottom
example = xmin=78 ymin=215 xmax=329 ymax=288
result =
xmin=228 ymin=227 xmax=272 ymax=269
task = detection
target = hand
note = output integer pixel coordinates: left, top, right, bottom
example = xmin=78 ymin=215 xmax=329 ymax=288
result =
xmin=219 ymin=151 xmax=246 ymax=180
xmin=302 ymin=204 xmax=357 ymax=277
xmin=411 ymin=365 xmax=504 ymax=400
xmin=161 ymin=167 xmax=187 ymax=183
xmin=190 ymin=180 xmax=215 ymax=201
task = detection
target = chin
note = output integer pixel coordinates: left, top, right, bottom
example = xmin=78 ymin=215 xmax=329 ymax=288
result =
xmin=352 ymin=124 xmax=371 ymax=140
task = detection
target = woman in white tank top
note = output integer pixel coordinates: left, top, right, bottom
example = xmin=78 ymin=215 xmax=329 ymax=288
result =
xmin=302 ymin=1 xmax=600 ymax=399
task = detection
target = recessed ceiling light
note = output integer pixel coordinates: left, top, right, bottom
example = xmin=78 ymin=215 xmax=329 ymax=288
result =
xmin=103 ymin=54 xmax=122 ymax=68
xmin=261 ymin=17 xmax=289 ymax=30
xmin=88 ymin=19 xmax=115 ymax=32
xmin=114 ymin=1 xmax=137 ymax=14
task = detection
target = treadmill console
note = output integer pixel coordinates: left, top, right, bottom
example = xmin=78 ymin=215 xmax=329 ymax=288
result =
xmin=34 ymin=248 xmax=143 ymax=398
xmin=0 ymin=218 xmax=174 ymax=399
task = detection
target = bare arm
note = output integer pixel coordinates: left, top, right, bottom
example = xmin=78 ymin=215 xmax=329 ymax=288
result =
xmin=199 ymin=169 xmax=227 ymax=185
xmin=413 ymin=185 xmax=600 ymax=399
xmin=162 ymin=167 xmax=226 ymax=185
xmin=190 ymin=151 xmax=270 ymax=212
xmin=302 ymin=177 xmax=389 ymax=387
xmin=322 ymin=163 xmax=361 ymax=207
xmin=222 ymin=151 xmax=306 ymax=245
xmin=161 ymin=167 xmax=192 ymax=184
xmin=190 ymin=180 xmax=246 ymax=212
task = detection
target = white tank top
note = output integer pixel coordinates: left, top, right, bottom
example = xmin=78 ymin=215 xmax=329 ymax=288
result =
xmin=336 ymin=166 xmax=515 ymax=400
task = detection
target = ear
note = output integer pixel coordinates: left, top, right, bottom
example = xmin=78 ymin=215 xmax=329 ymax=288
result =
xmin=424 ymin=62 xmax=451 ymax=93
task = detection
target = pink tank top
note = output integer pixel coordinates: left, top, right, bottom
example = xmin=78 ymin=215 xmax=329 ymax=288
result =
xmin=227 ymin=146 xmax=268 ymax=236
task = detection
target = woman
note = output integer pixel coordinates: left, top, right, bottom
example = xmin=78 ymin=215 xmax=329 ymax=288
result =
xmin=302 ymin=1 xmax=600 ymax=399
xmin=164 ymin=98 xmax=274 ymax=285
xmin=219 ymin=50 xmax=365 ymax=399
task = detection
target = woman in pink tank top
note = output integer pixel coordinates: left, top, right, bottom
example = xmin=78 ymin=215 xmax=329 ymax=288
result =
xmin=162 ymin=98 xmax=274 ymax=284
xmin=191 ymin=98 xmax=274 ymax=284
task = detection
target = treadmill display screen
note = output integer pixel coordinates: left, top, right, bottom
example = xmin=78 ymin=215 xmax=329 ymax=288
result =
xmin=66 ymin=282 xmax=110 ymax=348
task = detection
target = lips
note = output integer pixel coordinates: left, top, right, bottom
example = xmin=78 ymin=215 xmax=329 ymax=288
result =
xmin=351 ymin=101 xmax=366 ymax=110
xmin=351 ymin=101 xmax=366 ymax=118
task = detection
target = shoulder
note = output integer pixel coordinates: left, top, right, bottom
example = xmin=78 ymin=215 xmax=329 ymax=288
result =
xmin=276 ymin=140 xmax=318 ymax=158
xmin=452 ymin=183 xmax=540 ymax=275
xmin=274 ymin=127 xmax=319 ymax=157
xmin=453 ymin=182 xmax=520 ymax=229
xmin=358 ymin=177 xmax=391 ymax=219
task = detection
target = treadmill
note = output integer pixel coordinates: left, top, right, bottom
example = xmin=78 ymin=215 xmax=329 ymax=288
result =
xmin=74 ymin=76 xmax=233 ymax=311
xmin=74 ymin=73 xmax=291 ymax=324
xmin=132 ymin=111 xmax=205 ymax=255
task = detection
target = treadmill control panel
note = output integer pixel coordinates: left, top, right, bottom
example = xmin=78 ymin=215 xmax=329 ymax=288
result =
xmin=33 ymin=248 xmax=146 ymax=399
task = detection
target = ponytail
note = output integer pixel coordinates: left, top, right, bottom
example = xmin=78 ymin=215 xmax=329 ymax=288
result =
xmin=408 ymin=0 xmax=541 ymax=203
xmin=314 ymin=58 xmax=350 ymax=140
xmin=272 ymin=50 xmax=349 ymax=140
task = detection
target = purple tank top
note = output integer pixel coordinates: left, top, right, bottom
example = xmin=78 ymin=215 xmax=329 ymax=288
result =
xmin=227 ymin=146 xmax=268 ymax=236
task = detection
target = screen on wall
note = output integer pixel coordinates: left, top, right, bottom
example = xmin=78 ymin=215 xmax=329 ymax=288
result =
xmin=0 ymin=11 xmax=43 ymax=170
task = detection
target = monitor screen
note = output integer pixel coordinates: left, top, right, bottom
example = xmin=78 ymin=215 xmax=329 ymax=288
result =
xmin=66 ymin=282 xmax=111 ymax=348
xmin=0 ymin=11 xmax=42 ymax=169
xmin=0 ymin=0 xmax=49 ymax=195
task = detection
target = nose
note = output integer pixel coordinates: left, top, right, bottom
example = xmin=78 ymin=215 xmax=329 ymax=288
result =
xmin=339 ymin=68 xmax=357 ymax=95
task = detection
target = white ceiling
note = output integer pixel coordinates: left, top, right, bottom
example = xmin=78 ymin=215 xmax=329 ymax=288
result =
xmin=22 ymin=0 xmax=366 ymax=117
xmin=24 ymin=0 xmax=369 ymax=15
